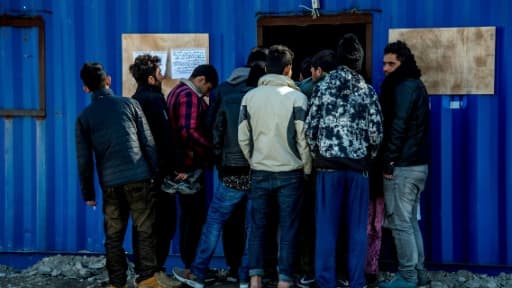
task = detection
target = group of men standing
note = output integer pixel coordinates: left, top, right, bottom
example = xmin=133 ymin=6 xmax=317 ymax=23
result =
xmin=75 ymin=33 xmax=430 ymax=288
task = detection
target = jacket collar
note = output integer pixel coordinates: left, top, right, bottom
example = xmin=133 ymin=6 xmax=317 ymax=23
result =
xmin=180 ymin=79 xmax=203 ymax=96
xmin=91 ymin=88 xmax=114 ymax=102
xmin=258 ymin=74 xmax=300 ymax=90
xmin=135 ymin=84 xmax=163 ymax=95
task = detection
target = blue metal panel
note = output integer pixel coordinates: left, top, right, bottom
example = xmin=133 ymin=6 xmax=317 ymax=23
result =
xmin=1 ymin=0 xmax=512 ymax=269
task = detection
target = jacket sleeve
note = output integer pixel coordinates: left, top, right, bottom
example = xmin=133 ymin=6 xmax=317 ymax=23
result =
xmin=75 ymin=117 xmax=96 ymax=202
xmin=132 ymin=100 xmax=159 ymax=177
xmin=305 ymin=82 xmax=322 ymax=156
xmin=238 ymin=96 xmax=252 ymax=161
xmin=294 ymin=94 xmax=312 ymax=174
xmin=382 ymin=83 xmax=416 ymax=164
xmin=212 ymin=96 xmax=226 ymax=166
xmin=366 ymin=85 xmax=384 ymax=158
xmin=177 ymin=93 xmax=211 ymax=151
xmin=141 ymin=96 xmax=173 ymax=174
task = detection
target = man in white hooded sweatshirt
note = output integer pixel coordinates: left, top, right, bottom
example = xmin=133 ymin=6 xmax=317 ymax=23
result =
xmin=238 ymin=44 xmax=312 ymax=288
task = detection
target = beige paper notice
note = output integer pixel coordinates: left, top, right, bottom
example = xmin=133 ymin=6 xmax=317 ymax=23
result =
xmin=389 ymin=27 xmax=495 ymax=95
xmin=122 ymin=34 xmax=209 ymax=97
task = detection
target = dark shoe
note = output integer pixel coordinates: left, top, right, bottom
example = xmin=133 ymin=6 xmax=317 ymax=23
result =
xmin=172 ymin=267 xmax=204 ymax=288
xmin=105 ymin=285 xmax=127 ymax=288
xmin=297 ymin=275 xmax=315 ymax=288
xmin=378 ymin=274 xmax=416 ymax=288
xmin=366 ymin=273 xmax=379 ymax=288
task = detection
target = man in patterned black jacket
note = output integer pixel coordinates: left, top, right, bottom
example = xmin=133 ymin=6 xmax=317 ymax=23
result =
xmin=305 ymin=34 xmax=383 ymax=288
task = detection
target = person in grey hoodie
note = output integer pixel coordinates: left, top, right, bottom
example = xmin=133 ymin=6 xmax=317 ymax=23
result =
xmin=238 ymin=44 xmax=312 ymax=288
xmin=208 ymin=47 xmax=268 ymax=284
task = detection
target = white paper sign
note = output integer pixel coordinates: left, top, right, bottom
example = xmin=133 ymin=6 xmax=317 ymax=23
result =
xmin=132 ymin=51 xmax=168 ymax=76
xmin=170 ymin=48 xmax=207 ymax=79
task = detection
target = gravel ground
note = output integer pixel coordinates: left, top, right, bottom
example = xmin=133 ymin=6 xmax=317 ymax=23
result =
xmin=1 ymin=255 xmax=512 ymax=288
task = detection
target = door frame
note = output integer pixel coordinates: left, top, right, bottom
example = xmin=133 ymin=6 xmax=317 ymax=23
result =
xmin=257 ymin=13 xmax=373 ymax=82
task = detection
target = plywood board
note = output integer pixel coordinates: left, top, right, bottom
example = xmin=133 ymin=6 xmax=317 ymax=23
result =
xmin=389 ymin=27 xmax=495 ymax=95
xmin=122 ymin=34 xmax=209 ymax=97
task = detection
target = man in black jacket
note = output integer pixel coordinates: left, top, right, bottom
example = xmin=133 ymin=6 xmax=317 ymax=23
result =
xmin=75 ymin=63 xmax=172 ymax=288
xmin=378 ymin=41 xmax=430 ymax=288
xmin=130 ymin=54 xmax=178 ymax=278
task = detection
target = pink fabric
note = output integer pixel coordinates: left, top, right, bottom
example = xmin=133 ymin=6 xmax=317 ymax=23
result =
xmin=366 ymin=196 xmax=385 ymax=274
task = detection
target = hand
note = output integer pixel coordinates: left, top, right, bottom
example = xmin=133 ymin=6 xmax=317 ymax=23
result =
xmin=175 ymin=172 xmax=188 ymax=181
xmin=86 ymin=200 xmax=96 ymax=207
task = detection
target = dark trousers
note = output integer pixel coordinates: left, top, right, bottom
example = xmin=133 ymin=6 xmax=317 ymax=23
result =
xmin=315 ymin=170 xmax=369 ymax=288
xmin=154 ymin=189 xmax=177 ymax=269
xmin=297 ymin=174 xmax=316 ymax=276
xmin=222 ymin=195 xmax=247 ymax=272
xmin=247 ymin=169 xmax=304 ymax=283
xmin=103 ymin=180 xmax=157 ymax=287
xmin=178 ymin=186 xmax=207 ymax=268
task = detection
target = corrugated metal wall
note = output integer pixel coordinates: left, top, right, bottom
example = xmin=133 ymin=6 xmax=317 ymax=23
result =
xmin=1 ymin=0 xmax=511 ymax=267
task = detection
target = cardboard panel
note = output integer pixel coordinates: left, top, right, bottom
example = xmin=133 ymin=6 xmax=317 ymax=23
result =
xmin=389 ymin=27 xmax=495 ymax=95
xmin=122 ymin=34 xmax=209 ymax=97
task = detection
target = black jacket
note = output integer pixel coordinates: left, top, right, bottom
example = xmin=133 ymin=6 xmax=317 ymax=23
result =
xmin=132 ymin=84 xmax=173 ymax=177
xmin=211 ymin=70 xmax=252 ymax=175
xmin=380 ymin=77 xmax=430 ymax=172
xmin=75 ymin=88 xmax=158 ymax=201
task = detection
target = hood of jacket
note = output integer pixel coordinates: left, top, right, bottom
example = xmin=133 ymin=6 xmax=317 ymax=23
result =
xmin=226 ymin=67 xmax=250 ymax=85
xmin=258 ymin=74 xmax=300 ymax=90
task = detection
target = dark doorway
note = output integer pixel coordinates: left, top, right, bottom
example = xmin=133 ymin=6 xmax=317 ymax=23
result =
xmin=257 ymin=14 xmax=373 ymax=82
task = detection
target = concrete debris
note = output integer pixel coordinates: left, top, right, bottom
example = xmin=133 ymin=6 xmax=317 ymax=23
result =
xmin=0 ymin=255 xmax=512 ymax=287
xmin=0 ymin=255 xmax=135 ymax=288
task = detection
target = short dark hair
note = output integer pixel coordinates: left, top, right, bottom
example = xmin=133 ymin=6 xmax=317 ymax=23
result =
xmin=80 ymin=62 xmax=107 ymax=91
xmin=246 ymin=47 xmax=268 ymax=66
xmin=129 ymin=54 xmax=161 ymax=85
xmin=267 ymin=45 xmax=294 ymax=74
xmin=300 ymin=57 xmax=312 ymax=79
xmin=246 ymin=61 xmax=267 ymax=87
xmin=190 ymin=64 xmax=219 ymax=88
xmin=311 ymin=50 xmax=337 ymax=73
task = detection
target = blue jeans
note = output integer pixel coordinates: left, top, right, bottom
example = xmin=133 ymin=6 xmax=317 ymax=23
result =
xmin=383 ymin=165 xmax=428 ymax=283
xmin=191 ymin=182 xmax=247 ymax=280
xmin=315 ymin=170 xmax=369 ymax=288
xmin=247 ymin=170 xmax=304 ymax=283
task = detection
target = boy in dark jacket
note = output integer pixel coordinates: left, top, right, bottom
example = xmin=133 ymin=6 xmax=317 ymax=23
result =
xmin=75 ymin=62 xmax=172 ymax=288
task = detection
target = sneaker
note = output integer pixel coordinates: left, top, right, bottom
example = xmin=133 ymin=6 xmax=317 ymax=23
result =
xmin=154 ymin=271 xmax=182 ymax=287
xmin=297 ymin=275 xmax=315 ymax=288
xmin=337 ymin=279 xmax=350 ymax=288
xmin=240 ymin=283 xmax=249 ymax=288
xmin=378 ymin=274 xmax=416 ymax=288
xmin=172 ymin=267 xmax=204 ymax=288
xmin=161 ymin=176 xmax=179 ymax=193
